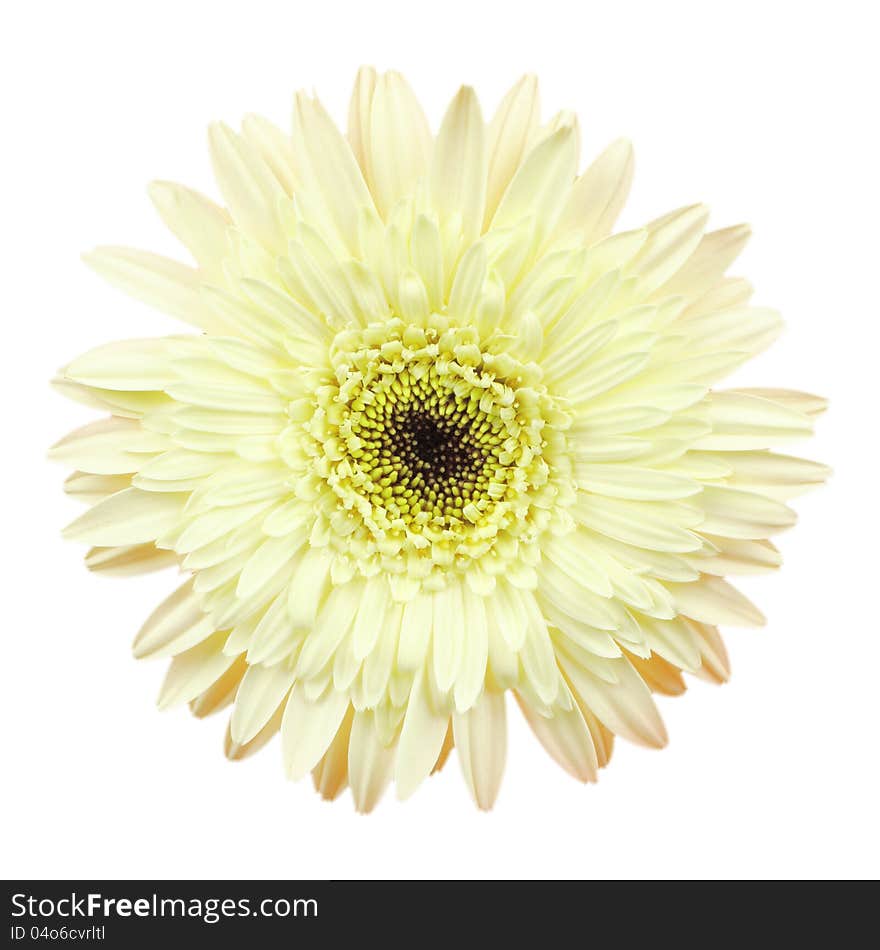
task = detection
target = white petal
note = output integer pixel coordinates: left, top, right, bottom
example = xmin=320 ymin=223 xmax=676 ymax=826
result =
xmin=237 ymin=532 xmax=307 ymax=600
xmin=695 ymin=391 xmax=814 ymax=451
xmin=368 ymin=71 xmax=432 ymax=217
xmin=63 ymin=338 xmax=176 ymax=391
xmin=453 ymin=691 xmax=507 ymax=810
xmin=311 ymin=706 xmax=354 ymax=800
xmin=296 ymin=580 xmax=363 ymax=678
xmin=577 ymin=464 xmax=700 ymax=501
xmin=572 ymin=494 xmax=703 ymax=553
xmin=282 ymin=683 xmax=350 ymax=780
xmin=516 ymin=690 xmax=598 ymax=782
xmin=147 ymin=180 xmax=232 ymax=281
xmin=157 ymin=631 xmax=238 ymax=709
xmin=697 ymin=485 xmax=797 ymax=539
xmin=430 ymin=86 xmax=486 ymax=243
xmin=560 ymin=651 xmax=667 ymax=748
xmin=133 ymin=578 xmax=215 ymax=659
xmin=395 ymin=671 xmax=450 ymax=799
xmin=352 ymin=576 xmax=390 ymax=661
xmin=207 ymin=122 xmax=286 ymax=253
xmin=658 ymin=224 xmax=751 ymax=298
xmin=628 ymin=205 xmax=709 ymax=293
xmin=241 ymin=114 xmax=298 ymax=195
xmin=552 ymin=138 xmax=634 ymax=246
xmin=432 ymin=581 xmax=464 ymax=693
xmin=63 ymin=488 xmax=187 ymax=546
xmin=85 ymin=543 xmax=178 ymax=576
xmin=396 ymin=589 xmax=433 ymax=672
xmin=484 ymin=74 xmax=540 ymax=226
xmin=83 ymin=246 xmax=223 ymax=332
xmin=347 ymin=66 xmax=377 ymax=183
xmin=348 ymin=709 xmax=395 ymax=813
xmin=492 ymin=125 xmax=578 ymax=244
xmin=454 ymin=586 xmax=489 ymax=712
xmin=668 ymin=575 xmax=765 ymax=627
xmin=230 ymin=661 xmax=296 ymax=745
xmin=50 ymin=417 xmax=167 ymax=475
xmin=292 ymin=93 xmax=376 ymax=253
xmin=286 ymin=547 xmax=332 ymax=629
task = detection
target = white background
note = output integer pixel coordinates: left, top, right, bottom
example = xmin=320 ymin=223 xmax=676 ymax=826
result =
xmin=2 ymin=0 xmax=877 ymax=880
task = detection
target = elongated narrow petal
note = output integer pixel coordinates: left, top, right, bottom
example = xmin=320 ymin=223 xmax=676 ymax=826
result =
xmin=453 ymin=691 xmax=507 ymax=810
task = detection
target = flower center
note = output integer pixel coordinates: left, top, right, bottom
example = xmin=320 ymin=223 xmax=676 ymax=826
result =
xmin=345 ymin=367 xmax=506 ymax=529
xmin=300 ymin=317 xmax=576 ymax=590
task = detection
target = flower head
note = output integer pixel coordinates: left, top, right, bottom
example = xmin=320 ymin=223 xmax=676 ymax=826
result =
xmin=53 ymin=69 xmax=827 ymax=811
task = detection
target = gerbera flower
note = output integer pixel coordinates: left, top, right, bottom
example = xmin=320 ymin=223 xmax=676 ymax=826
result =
xmin=52 ymin=68 xmax=827 ymax=811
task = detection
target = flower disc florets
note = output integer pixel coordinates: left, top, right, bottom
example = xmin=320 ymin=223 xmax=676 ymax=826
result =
xmin=299 ymin=316 xmax=574 ymax=591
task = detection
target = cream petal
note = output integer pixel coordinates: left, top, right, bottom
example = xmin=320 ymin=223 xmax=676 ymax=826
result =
xmin=225 ymin=704 xmax=284 ymax=761
xmin=64 ymin=487 xmax=187 ymax=546
xmin=311 ymin=706 xmax=355 ymax=800
xmin=236 ymin=532 xmax=307 ymax=600
xmin=286 ymin=547 xmax=332 ymax=629
xmin=292 ymin=93 xmax=376 ymax=254
xmin=516 ymin=690 xmax=598 ymax=782
xmin=447 ymin=241 xmax=488 ymax=323
xmin=432 ymin=581 xmax=465 ymax=694
xmin=362 ymin=604 xmax=402 ymax=707
xmin=689 ymin=621 xmax=731 ymax=683
xmin=657 ymin=224 xmax=751 ymax=298
xmin=207 ymin=122 xmax=286 ymax=253
xmin=189 ymin=655 xmax=248 ymax=718
xmin=63 ymin=338 xmax=177 ymax=391
xmin=690 ymin=536 xmax=782 ymax=575
xmin=430 ymin=86 xmax=486 ymax=244
xmin=395 ymin=671 xmax=450 ymax=799
xmin=519 ymin=593 xmax=562 ymax=705
xmin=636 ymin=615 xmax=702 ymax=671
xmin=626 ymin=652 xmax=687 ymax=696
xmin=492 ymin=125 xmax=578 ymax=244
xmin=83 ymin=246 xmax=223 ymax=332
xmin=454 ymin=586 xmax=489 ymax=712
xmin=282 ymin=683 xmax=350 ymax=780
xmin=50 ymin=417 xmax=167 ymax=475
xmin=368 ymin=72 xmax=432 ymax=217
xmin=668 ymin=575 xmax=765 ymax=627
xmin=719 ymin=450 xmax=830 ymax=499
xmin=133 ymin=578 xmax=215 ymax=659
xmin=628 ymin=204 xmax=709 ymax=293
xmin=572 ymin=494 xmax=703 ymax=554
xmin=410 ymin=214 xmax=445 ymax=310
xmin=296 ymin=580 xmax=363 ymax=678
xmin=484 ymin=74 xmax=540 ymax=227
xmin=157 ymin=631 xmax=239 ymax=709
xmin=486 ymin=610 xmax=519 ymax=689
xmin=347 ymin=66 xmax=377 ymax=184
xmin=694 ymin=391 xmax=813 ymax=451
xmin=395 ymin=589 xmax=433 ymax=672
xmin=576 ymin=464 xmax=700 ymax=502
xmin=730 ymin=388 xmax=827 ymax=417
xmin=551 ymin=138 xmax=634 ymax=247
xmin=352 ymin=576 xmax=390 ymax=661
xmin=230 ymin=661 xmax=296 ymax=745
xmin=348 ymin=709 xmax=395 ymax=813
xmin=147 ymin=181 xmax=232 ymax=281
xmin=453 ymin=690 xmax=507 ymax=810
xmin=541 ymin=531 xmax=613 ymax=599
xmin=697 ymin=485 xmax=797 ymax=539
xmin=85 ymin=543 xmax=178 ymax=576
xmin=560 ymin=651 xmax=667 ymax=748
xmin=241 ymin=114 xmax=298 ymax=196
